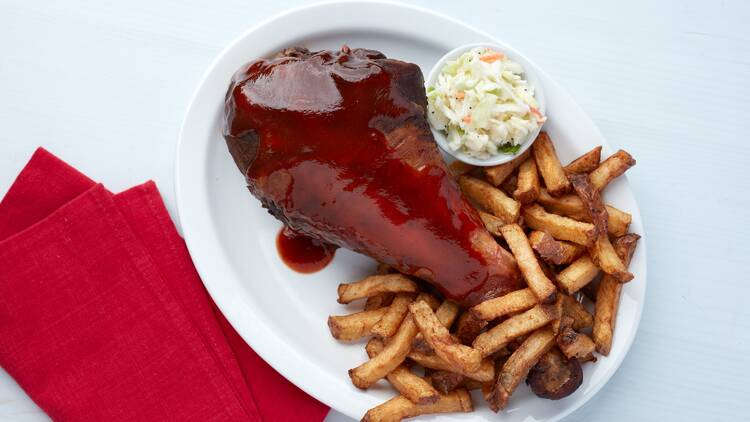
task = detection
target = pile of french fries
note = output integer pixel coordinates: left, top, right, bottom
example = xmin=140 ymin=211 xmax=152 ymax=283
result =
xmin=328 ymin=132 xmax=639 ymax=421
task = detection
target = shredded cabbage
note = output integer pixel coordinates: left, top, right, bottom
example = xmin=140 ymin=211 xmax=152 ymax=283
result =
xmin=427 ymin=47 xmax=544 ymax=159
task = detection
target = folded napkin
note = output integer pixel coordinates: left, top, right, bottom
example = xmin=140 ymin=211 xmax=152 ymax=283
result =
xmin=0 ymin=148 xmax=329 ymax=421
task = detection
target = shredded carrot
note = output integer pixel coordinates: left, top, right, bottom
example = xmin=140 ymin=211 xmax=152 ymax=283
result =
xmin=455 ymin=91 xmax=465 ymax=100
xmin=530 ymin=106 xmax=544 ymax=118
xmin=462 ymin=115 xmax=472 ymax=124
xmin=479 ymin=52 xmax=506 ymax=63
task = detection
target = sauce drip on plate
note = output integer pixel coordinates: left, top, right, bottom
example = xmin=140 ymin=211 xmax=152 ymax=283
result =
xmin=276 ymin=226 xmax=337 ymax=273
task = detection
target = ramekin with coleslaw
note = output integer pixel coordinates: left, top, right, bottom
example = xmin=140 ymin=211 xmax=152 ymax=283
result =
xmin=427 ymin=46 xmax=545 ymax=160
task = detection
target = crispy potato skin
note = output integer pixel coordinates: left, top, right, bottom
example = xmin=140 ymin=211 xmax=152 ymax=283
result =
xmin=569 ymin=174 xmax=633 ymax=282
xmin=529 ymin=231 xmax=585 ymax=266
xmin=589 ymin=149 xmax=636 ymax=191
xmin=526 ymin=348 xmax=583 ymax=400
xmin=568 ymin=174 xmax=607 ymax=231
xmin=429 ymin=370 xmax=465 ymax=394
xmin=454 ymin=311 xmax=488 ymax=345
xmin=564 ymin=146 xmax=602 ymax=174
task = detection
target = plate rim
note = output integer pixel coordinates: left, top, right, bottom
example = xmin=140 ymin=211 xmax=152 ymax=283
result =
xmin=175 ymin=1 xmax=648 ymax=420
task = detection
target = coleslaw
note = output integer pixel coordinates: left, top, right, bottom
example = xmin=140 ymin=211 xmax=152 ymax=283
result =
xmin=427 ymin=47 xmax=545 ymax=159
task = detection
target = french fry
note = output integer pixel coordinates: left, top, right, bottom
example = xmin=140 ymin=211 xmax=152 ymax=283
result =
xmin=328 ymin=308 xmax=389 ymax=341
xmin=478 ymin=210 xmax=505 ymax=237
xmin=569 ymin=174 xmax=633 ymax=282
xmin=409 ymin=300 xmax=482 ymax=373
xmin=537 ymin=189 xmax=588 ymax=220
xmin=434 ymin=300 xmax=460 ymax=328
xmin=412 ymin=300 xmax=460 ymax=352
xmin=454 ymin=311 xmax=487 ymax=345
xmin=523 ymin=204 xmax=596 ymax=246
xmin=349 ymin=294 xmax=436 ymax=389
xmin=606 ymin=207 xmax=632 ymax=238
xmin=408 ymin=351 xmax=496 ymax=382
xmin=500 ymin=224 xmax=557 ymax=302
xmin=365 ymin=338 xmax=385 ymax=355
xmin=556 ymin=255 xmax=600 ymax=294
xmin=338 ymin=274 xmax=418 ymax=304
xmin=365 ymin=266 xmax=397 ymax=309
xmin=462 ymin=379 xmax=483 ymax=391
xmin=386 ymin=367 xmax=441 ymax=406
xmin=561 ymin=295 xmax=594 ymax=331
xmin=532 ymin=132 xmax=571 ymax=196
xmin=428 ymin=370 xmax=465 ymax=394
xmin=564 ymin=146 xmax=602 ymax=174
xmin=366 ymin=338 xmax=440 ymax=405
xmin=362 ymin=389 xmax=473 ymax=422
xmin=556 ymin=327 xmax=597 ymax=362
xmin=459 ymin=175 xmax=520 ymax=223
xmin=589 ymin=149 xmax=636 ymax=191
xmin=365 ymin=293 xmax=395 ymax=311
xmin=537 ymin=190 xmax=632 ymax=237
xmin=483 ymin=149 xmax=531 ymax=186
xmin=513 ymin=157 xmax=540 ymax=204
xmin=448 ymin=160 xmax=475 ymax=177
xmin=371 ymin=293 xmax=417 ymax=338
xmin=500 ymin=174 xmax=518 ymax=196
xmin=591 ymin=236 xmax=634 ymax=282
xmin=486 ymin=328 xmax=556 ymax=411
xmin=469 ymin=288 xmax=537 ymax=321
xmin=410 ymin=335 xmax=433 ymax=354
xmin=473 ymin=304 xmax=559 ymax=357
xmin=594 ymin=234 xmax=640 ymax=355
xmin=528 ymin=230 xmax=585 ymax=265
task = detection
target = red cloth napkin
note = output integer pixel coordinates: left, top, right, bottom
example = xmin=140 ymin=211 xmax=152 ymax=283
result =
xmin=0 ymin=148 xmax=329 ymax=422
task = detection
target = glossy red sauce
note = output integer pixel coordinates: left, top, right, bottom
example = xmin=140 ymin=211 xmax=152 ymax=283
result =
xmin=276 ymin=226 xmax=336 ymax=273
xmin=224 ymin=47 xmax=520 ymax=303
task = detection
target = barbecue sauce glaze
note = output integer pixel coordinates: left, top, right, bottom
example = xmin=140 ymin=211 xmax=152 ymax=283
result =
xmin=224 ymin=46 xmax=521 ymax=304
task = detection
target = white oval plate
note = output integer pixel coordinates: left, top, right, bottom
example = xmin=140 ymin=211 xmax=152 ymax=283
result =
xmin=176 ymin=2 xmax=647 ymax=421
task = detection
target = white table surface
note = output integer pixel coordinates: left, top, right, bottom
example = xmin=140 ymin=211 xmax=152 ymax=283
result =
xmin=1 ymin=0 xmax=748 ymax=421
